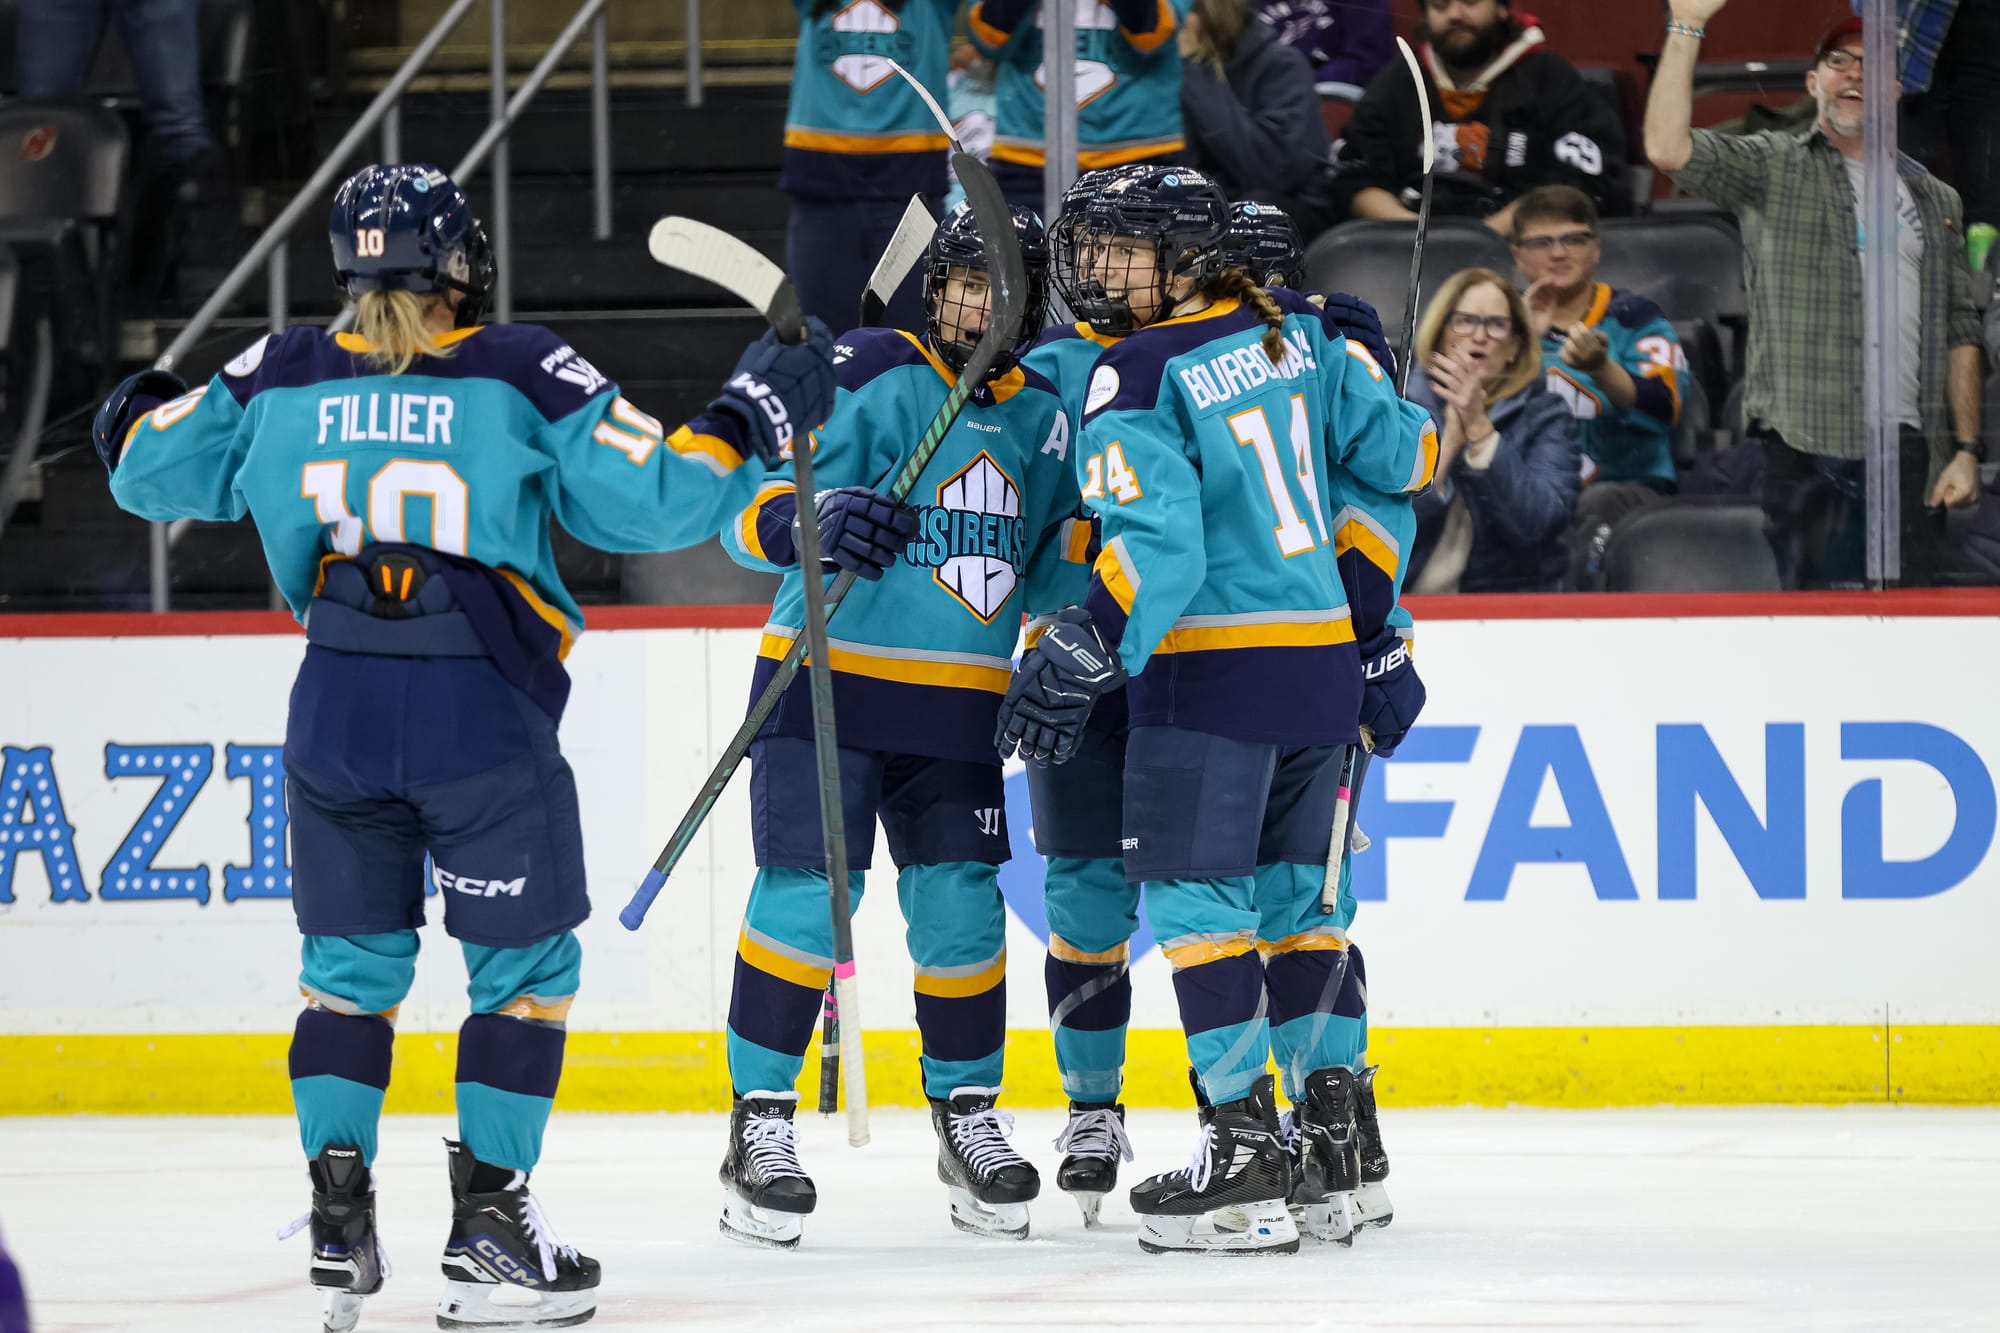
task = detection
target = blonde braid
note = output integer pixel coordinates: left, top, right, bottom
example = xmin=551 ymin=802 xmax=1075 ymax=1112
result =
xmin=1206 ymin=269 xmax=1288 ymax=364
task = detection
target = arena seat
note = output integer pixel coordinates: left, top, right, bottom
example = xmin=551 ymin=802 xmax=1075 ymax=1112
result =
xmin=1595 ymin=214 xmax=1746 ymax=334
xmin=1600 ymin=501 xmax=1779 ymax=592
xmin=1303 ymin=220 xmax=1514 ymax=352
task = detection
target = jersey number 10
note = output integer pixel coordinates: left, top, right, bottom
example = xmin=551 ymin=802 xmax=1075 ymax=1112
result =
xmin=1229 ymin=394 xmax=1330 ymax=558
xmin=301 ymin=459 xmax=469 ymax=556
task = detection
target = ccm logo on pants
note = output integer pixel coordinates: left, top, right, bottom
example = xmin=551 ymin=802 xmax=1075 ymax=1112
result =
xmin=433 ymin=866 xmax=527 ymax=898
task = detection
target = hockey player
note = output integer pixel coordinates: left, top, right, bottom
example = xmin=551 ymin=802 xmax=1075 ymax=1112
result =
xmin=715 ymin=203 xmax=1077 ymax=1248
xmin=1228 ymin=196 xmax=1423 ymax=1235
xmin=93 ymin=164 xmax=842 ymax=1330
xmin=995 ymin=165 xmax=1435 ymax=1254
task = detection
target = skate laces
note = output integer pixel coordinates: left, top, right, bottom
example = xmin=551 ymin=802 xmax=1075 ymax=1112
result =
xmin=1053 ymin=1107 xmax=1134 ymax=1164
xmin=743 ymin=1110 xmax=807 ymax=1179
xmin=1276 ymin=1109 xmax=1302 ymax=1154
xmin=276 ymin=1212 xmax=393 ymax=1281
xmin=508 ymin=1172 xmax=579 ymax=1283
xmin=949 ymin=1104 xmax=1028 ymax=1176
xmin=1178 ymin=1122 xmax=1219 ymax=1195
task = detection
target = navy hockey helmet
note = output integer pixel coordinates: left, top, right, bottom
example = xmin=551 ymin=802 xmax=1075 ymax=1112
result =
xmin=922 ymin=201 xmax=1052 ymax=379
xmin=329 ymin=164 xmax=494 ymax=327
xmin=1059 ymin=165 xmax=1232 ymax=336
xmin=1048 ymin=165 xmax=1151 ymax=314
xmin=1229 ymin=200 xmax=1307 ymax=292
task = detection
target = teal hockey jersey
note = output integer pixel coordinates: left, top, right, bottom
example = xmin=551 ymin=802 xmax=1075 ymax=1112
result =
xmin=726 ymin=327 xmax=1077 ymax=763
xmin=780 ymin=0 xmax=955 ymax=198
xmin=1538 ymin=282 xmax=1683 ymax=491
xmin=968 ymin=0 xmax=1190 ymax=169
xmin=1078 ymin=288 xmax=1437 ymax=745
xmin=1019 ymin=319 xmax=1124 ymax=627
xmin=108 ymin=323 xmax=770 ymax=640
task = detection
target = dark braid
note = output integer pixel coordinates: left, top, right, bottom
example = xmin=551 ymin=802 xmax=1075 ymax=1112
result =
xmin=1205 ymin=269 xmax=1288 ymax=365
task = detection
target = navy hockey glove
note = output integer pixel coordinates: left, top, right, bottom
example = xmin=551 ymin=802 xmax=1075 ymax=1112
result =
xmin=708 ymin=317 xmax=837 ymax=465
xmin=797 ymin=486 xmax=918 ymax=580
xmin=92 ymin=368 xmax=189 ymax=475
xmin=995 ymin=608 xmax=1126 ymax=765
xmin=1320 ymin=292 xmax=1397 ymax=387
xmin=1357 ymin=630 xmax=1424 ymax=757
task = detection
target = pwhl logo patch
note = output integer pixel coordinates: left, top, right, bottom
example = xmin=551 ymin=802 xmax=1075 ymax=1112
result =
xmin=906 ymin=451 xmax=1026 ymax=622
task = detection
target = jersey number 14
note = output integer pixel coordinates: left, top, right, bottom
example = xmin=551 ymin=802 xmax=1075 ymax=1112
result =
xmin=1230 ymin=394 xmax=1329 ymax=558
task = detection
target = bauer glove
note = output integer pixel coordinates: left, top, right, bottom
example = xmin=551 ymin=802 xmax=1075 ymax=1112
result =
xmin=795 ymin=486 xmax=918 ymax=580
xmin=1356 ymin=630 xmax=1424 ymax=757
xmin=995 ymin=607 xmax=1126 ymax=765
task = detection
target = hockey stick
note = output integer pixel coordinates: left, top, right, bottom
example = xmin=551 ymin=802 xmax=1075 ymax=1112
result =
xmin=642 ymin=215 xmax=871 ymax=1143
xmin=1393 ymin=35 xmax=1435 ymax=396
xmin=619 ymin=69 xmax=1025 ymax=920
xmin=1321 ymin=728 xmax=1374 ymax=912
xmin=859 ymin=194 xmax=937 ymax=329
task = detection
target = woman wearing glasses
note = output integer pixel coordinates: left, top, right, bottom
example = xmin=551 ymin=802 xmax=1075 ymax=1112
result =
xmin=1406 ymin=268 xmax=1582 ymax=593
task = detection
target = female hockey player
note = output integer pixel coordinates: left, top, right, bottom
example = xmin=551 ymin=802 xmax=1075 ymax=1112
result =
xmin=1230 ymin=196 xmax=1425 ymax=1236
xmin=92 ymin=163 xmax=843 ymax=1331
xmin=995 ymin=164 xmax=1435 ymax=1255
xmin=714 ymin=202 xmax=1080 ymax=1249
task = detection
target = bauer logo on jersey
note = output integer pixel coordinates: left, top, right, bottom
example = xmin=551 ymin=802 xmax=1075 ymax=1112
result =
xmin=906 ymin=451 xmax=1026 ymax=622
xmin=539 ymin=344 xmax=609 ymax=397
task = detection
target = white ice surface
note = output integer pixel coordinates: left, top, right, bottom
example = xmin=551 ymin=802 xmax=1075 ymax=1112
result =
xmin=6 ymin=1107 xmax=1998 ymax=1332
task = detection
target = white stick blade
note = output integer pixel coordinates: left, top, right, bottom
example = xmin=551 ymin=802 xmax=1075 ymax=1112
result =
xmin=1396 ymin=37 xmax=1436 ymax=171
xmin=647 ymin=216 xmax=787 ymax=316
xmin=866 ymin=194 xmax=937 ymax=302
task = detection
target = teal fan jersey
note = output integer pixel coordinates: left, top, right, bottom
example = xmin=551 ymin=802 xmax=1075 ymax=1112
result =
xmin=780 ymin=0 xmax=955 ymax=198
xmin=1077 ymin=289 xmax=1437 ymax=745
xmin=726 ymin=327 xmax=1078 ymax=763
xmin=1538 ymin=283 xmax=1683 ymax=490
xmin=969 ymin=0 xmax=1190 ymax=169
xmin=107 ymin=323 xmax=769 ymax=640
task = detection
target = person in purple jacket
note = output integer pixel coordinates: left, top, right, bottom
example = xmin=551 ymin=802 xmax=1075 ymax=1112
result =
xmin=1254 ymin=0 xmax=1392 ymax=98
xmin=0 ymin=1221 xmax=28 ymax=1333
xmin=1404 ymin=268 xmax=1582 ymax=593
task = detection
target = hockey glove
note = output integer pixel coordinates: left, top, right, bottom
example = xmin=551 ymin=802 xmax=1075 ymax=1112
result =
xmin=1356 ymin=630 xmax=1424 ymax=757
xmin=708 ymin=317 xmax=837 ymax=465
xmin=995 ymin=608 xmax=1126 ymax=766
xmin=93 ymin=369 xmax=190 ymax=475
xmin=797 ymin=486 xmax=918 ymax=580
xmin=1320 ymin=292 xmax=1397 ymax=387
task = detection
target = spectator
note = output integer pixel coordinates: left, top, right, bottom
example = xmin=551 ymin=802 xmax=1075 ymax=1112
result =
xmin=1179 ymin=0 xmax=1339 ymax=236
xmin=1254 ymin=0 xmax=1393 ymax=98
xmin=1330 ymin=0 xmax=1626 ymax=234
xmin=780 ymin=0 xmax=955 ymax=330
xmin=1877 ymin=0 xmax=2000 ymax=232
xmin=1406 ymin=268 xmax=1582 ymax=593
xmin=969 ymin=0 xmax=1190 ymax=211
xmin=1645 ymin=1 xmax=1985 ymax=588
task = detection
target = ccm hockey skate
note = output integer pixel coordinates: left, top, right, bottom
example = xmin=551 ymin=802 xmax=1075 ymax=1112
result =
xmin=930 ymin=1087 xmax=1040 ymax=1239
xmin=1130 ymin=1072 xmax=1299 ymax=1255
xmin=279 ymin=1145 xmax=387 ymax=1333
xmin=1353 ymin=1064 xmax=1394 ymax=1229
xmin=437 ymin=1140 xmax=600 ymax=1329
xmin=1053 ymin=1100 xmax=1134 ymax=1227
xmin=718 ymin=1091 xmax=817 ymax=1249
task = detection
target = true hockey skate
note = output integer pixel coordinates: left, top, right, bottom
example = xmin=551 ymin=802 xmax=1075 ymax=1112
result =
xmin=1353 ymin=1064 xmax=1394 ymax=1229
xmin=718 ymin=1091 xmax=816 ymax=1249
xmin=1052 ymin=1100 xmax=1133 ymax=1227
xmin=437 ymin=1139 xmax=600 ymax=1329
xmin=930 ymin=1087 xmax=1040 ymax=1239
xmin=1292 ymin=1066 xmax=1361 ymax=1245
xmin=1129 ymin=1072 xmax=1299 ymax=1255
xmin=280 ymin=1144 xmax=388 ymax=1333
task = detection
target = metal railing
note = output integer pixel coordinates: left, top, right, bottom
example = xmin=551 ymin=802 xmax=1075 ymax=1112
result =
xmin=148 ymin=0 xmax=614 ymax=611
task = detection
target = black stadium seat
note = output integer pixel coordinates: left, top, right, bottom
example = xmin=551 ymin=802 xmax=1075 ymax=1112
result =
xmin=1595 ymin=214 xmax=1747 ymax=342
xmin=1303 ymin=220 xmax=1514 ymax=355
xmin=1600 ymin=501 xmax=1779 ymax=592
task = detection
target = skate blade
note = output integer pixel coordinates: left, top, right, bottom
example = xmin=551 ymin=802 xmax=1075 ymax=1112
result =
xmin=436 ymin=1280 xmax=597 ymax=1330
xmin=719 ymin=1190 xmax=805 ymax=1250
xmin=1068 ymin=1190 xmax=1106 ymax=1228
xmin=946 ymin=1186 xmax=1031 ymax=1240
xmin=1354 ymin=1181 xmax=1394 ymax=1230
xmin=322 ymin=1290 xmax=365 ymax=1333
xmin=1297 ymin=1195 xmax=1356 ymax=1246
xmin=1136 ymin=1199 xmax=1299 ymax=1255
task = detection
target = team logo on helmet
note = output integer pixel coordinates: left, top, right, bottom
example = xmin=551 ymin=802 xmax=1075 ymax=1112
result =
xmin=906 ymin=452 xmax=1026 ymax=622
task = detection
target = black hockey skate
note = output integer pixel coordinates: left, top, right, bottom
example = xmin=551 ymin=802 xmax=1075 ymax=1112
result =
xmin=718 ymin=1090 xmax=817 ymax=1250
xmin=282 ymin=1145 xmax=387 ymax=1333
xmin=1129 ymin=1072 xmax=1298 ymax=1255
xmin=1353 ymin=1063 xmax=1393 ymax=1229
xmin=1052 ymin=1100 xmax=1134 ymax=1227
xmin=437 ymin=1139 xmax=600 ymax=1329
xmin=1293 ymin=1066 xmax=1362 ymax=1245
xmin=930 ymin=1087 xmax=1040 ymax=1239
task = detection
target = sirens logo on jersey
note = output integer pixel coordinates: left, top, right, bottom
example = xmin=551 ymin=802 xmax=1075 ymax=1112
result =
xmin=905 ymin=451 xmax=1026 ymax=622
